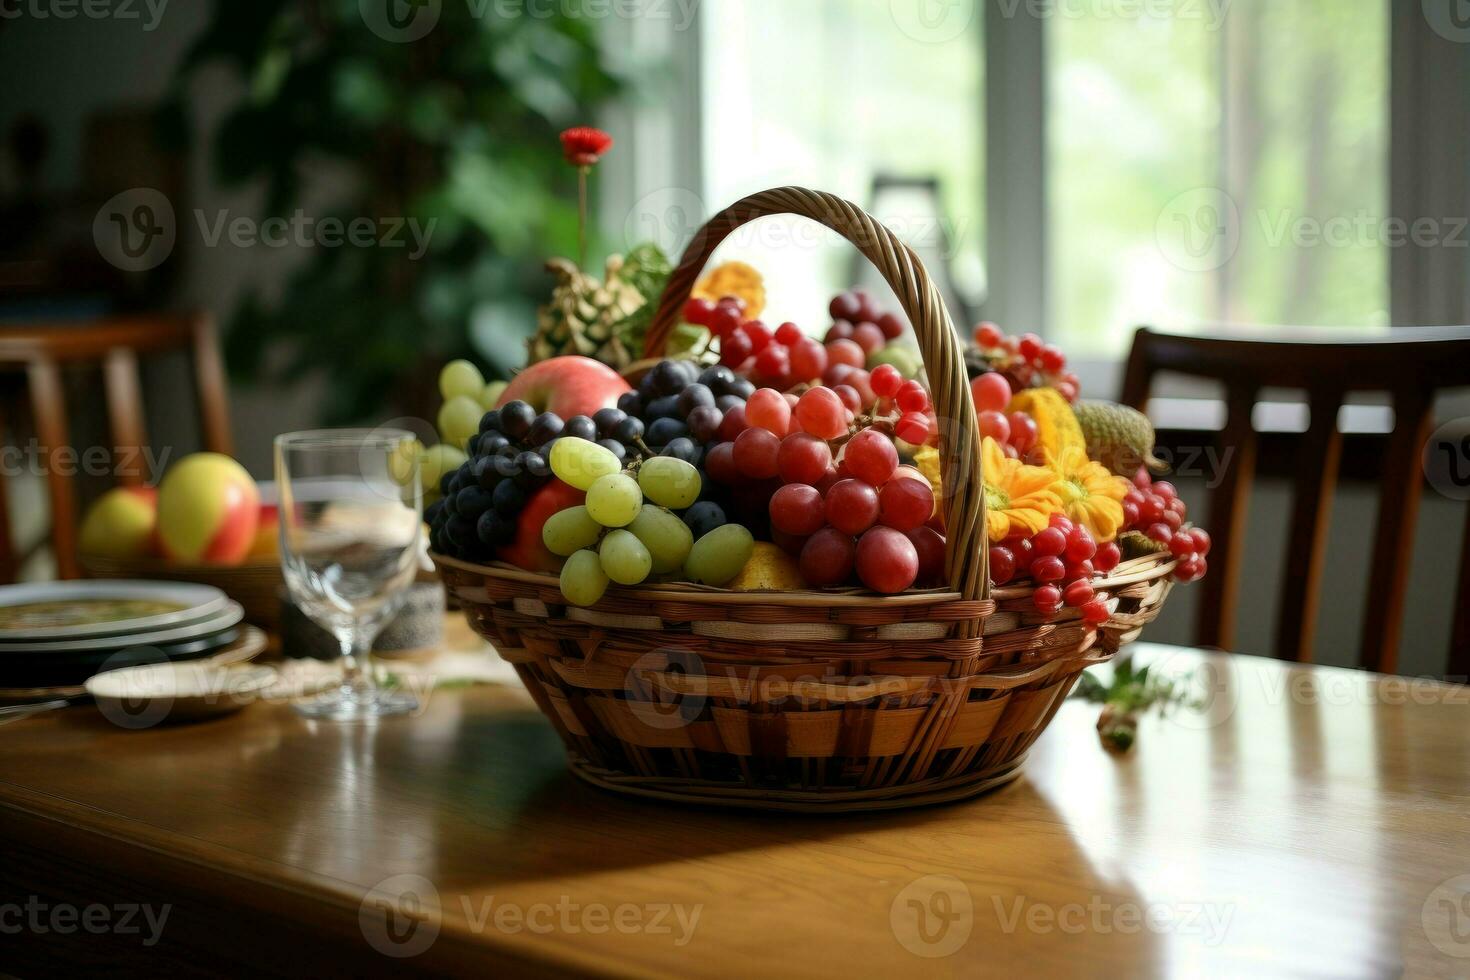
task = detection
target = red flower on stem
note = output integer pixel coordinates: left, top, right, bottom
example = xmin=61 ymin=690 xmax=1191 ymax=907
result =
xmin=560 ymin=127 xmax=613 ymax=167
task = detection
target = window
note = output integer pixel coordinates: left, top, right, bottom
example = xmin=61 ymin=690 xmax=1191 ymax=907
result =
xmin=684 ymin=1 xmax=1399 ymax=357
xmin=698 ymin=0 xmax=983 ymax=328
xmin=1049 ymin=0 xmax=1389 ymax=358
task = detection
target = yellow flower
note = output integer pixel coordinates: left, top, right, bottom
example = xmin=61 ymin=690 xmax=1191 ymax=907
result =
xmin=981 ymin=437 xmax=1063 ymax=542
xmin=1044 ymin=446 xmax=1128 ymax=542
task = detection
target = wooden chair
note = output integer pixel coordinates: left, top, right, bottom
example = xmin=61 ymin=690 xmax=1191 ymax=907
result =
xmin=1119 ymin=326 xmax=1470 ymax=676
xmin=0 ymin=312 xmax=231 ymax=581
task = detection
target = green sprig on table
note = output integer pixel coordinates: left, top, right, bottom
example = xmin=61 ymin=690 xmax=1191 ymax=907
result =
xmin=1073 ymin=655 xmax=1203 ymax=753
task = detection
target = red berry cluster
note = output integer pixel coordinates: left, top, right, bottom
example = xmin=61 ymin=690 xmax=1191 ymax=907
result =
xmin=972 ymin=322 xmax=1081 ymax=404
xmin=990 ymin=513 xmax=1121 ymax=623
xmin=705 ymin=384 xmax=944 ymax=593
xmin=682 ymin=296 xmax=832 ymax=389
xmin=968 ymin=370 xmax=1042 ymax=462
xmin=1122 ymin=469 xmax=1211 ymax=583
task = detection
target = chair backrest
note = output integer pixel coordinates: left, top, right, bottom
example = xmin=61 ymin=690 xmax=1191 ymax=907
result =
xmin=1119 ymin=326 xmax=1470 ymax=677
xmin=0 ymin=312 xmax=231 ymax=581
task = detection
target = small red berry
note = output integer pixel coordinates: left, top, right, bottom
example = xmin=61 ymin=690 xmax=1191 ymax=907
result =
xmin=990 ymin=545 xmax=1017 ymax=586
xmin=1081 ymin=597 xmax=1110 ymax=625
xmin=1032 ymin=526 xmax=1067 ymax=557
xmin=1033 ymin=584 xmax=1063 ymax=614
xmin=1031 ymin=555 xmax=1066 ymax=583
xmin=1094 ymin=541 xmax=1121 ymax=572
xmin=1189 ymin=527 xmax=1212 ymax=555
xmin=1063 ymin=579 xmax=1094 ymax=607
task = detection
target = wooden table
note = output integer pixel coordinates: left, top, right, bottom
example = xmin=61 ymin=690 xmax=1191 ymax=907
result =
xmin=2 ymin=635 xmax=1468 ymax=978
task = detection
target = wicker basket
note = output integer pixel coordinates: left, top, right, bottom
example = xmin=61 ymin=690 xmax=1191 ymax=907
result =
xmin=434 ymin=187 xmax=1176 ymax=811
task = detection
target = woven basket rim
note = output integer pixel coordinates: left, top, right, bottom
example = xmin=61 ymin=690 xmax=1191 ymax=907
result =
xmin=431 ymin=550 xmax=1174 ymax=607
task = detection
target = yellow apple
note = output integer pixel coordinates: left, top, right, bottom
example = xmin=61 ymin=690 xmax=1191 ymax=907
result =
xmin=156 ymin=453 xmax=260 ymax=564
xmin=78 ymin=486 xmax=158 ymax=560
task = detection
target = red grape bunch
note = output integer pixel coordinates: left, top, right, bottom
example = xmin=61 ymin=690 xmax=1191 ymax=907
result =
xmin=989 ymin=513 xmax=1121 ymax=623
xmin=705 ymin=381 xmax=944 ymax=593
xmin=969 ymin=322 xmax=1082 ymax=404
xmin=1121 ymin=469 xmax=1210 ymax=583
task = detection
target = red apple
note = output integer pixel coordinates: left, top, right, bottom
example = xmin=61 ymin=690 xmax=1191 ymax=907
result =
xmin=156 ymin=453 xmax=260 ymax=565
xmin=496 ymin=356 xmax=631 ymax=419
xmin=79 ymin=485 xmax=157 ymax=560
xmin=500 ymin=479 xmax=585 ymax=572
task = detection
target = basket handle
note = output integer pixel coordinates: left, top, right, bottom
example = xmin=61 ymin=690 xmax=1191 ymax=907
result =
xmin=642 ymin=186 xmax=988 ymax=606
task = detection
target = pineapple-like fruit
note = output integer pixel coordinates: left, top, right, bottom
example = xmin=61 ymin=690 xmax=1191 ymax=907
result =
xmin=528 ymin=245 xmax=671 ymax=369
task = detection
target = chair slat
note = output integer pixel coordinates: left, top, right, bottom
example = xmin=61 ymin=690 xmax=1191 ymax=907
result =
xmin=1274 ymin=389 xmax=1343 ymax=662
xmin=25 ymin=359 xmax=79 ymax=580
xmin=0 ymin=403 xmax=15 ymax=584
xmin=1452 ymin=514 xmax=1470 ymax=681
xmin=1359 ymin=388 xmax=1434 ymax=673
xmin=103 ymin=347 xmax=148 ymax=486
xmin=190 ymin=313 xmax=233 ymax=456
xmin=1197 ymin=386 xmax=1258 ymax=650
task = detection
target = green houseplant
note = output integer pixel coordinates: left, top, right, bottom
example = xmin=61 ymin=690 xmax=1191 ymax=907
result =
xmin=163 ymin=1 xmax=626 ymax=422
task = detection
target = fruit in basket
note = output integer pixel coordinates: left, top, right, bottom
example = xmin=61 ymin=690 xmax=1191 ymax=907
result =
xmin=438 ymin=395 xmax=482 ymax=450
xmin=727 ymin=541 xmax=805 ymax=590
xmin=627 ymin=506 xmax=693 ymax=574
xmin=1006 ymin=387 xmax=1086 ymax=461
xmin=79 ymin=485 xmax=158 ymax=560
xmin=155 ymin=453 xmax=260 ymax=564
xmin=501 ymin=479 xmax=585 ymax=572
xmin=967 ymin=322 xmax=1081 ymax=402
xmin=528 ymin=247 xmax=671 ymax=368
xmin=1072 ymin=400 xmax=1166 ymax=476
xmin=692 ymin=261 xmax=766 ymax=319
xmin=439 ymin=359 xmax=485 ymax=401
xmin=549 ymin=437 xmax=622 ymax=491
xmin=683 ymin=523 xmax=755 ymax=586
xmin=599 ymin=528 xmax=653 ymax=585
xmin=497 ymin=356 xmax=632 ymax=421
xmin=561 ymin=549 xmax=610 ymax=606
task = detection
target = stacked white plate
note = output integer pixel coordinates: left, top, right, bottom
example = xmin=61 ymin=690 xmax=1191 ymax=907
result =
xmin=0 ymin=581 xmax=244 ymax=688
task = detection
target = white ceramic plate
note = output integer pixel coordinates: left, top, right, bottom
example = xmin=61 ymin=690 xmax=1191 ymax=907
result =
xmin=0 ymin=601 xmax=244 ymax=654
xmin=86 ymin=661 xmax=279 ymax=723
xmin=0 ymin=580 xmax=229 ymax=641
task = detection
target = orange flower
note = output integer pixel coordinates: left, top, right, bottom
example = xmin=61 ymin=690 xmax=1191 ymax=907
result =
xmin=981 ymin=437 xmax=1062 ymax=542
xmin=1044 ymin=446 xmax=1128 ymax=542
